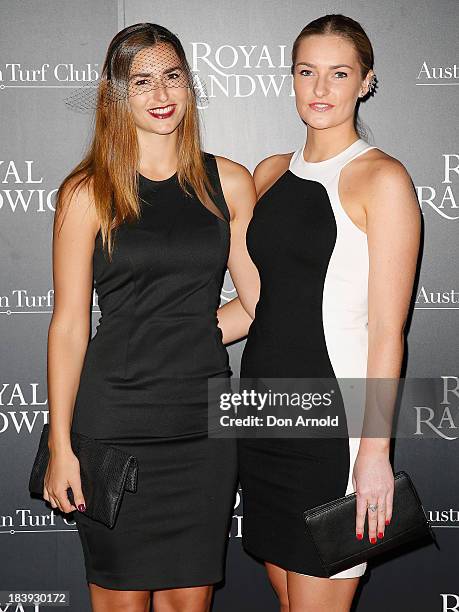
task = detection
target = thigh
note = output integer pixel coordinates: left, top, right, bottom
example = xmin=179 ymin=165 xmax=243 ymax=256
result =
xmin=153 ymin=585 xmax=213 ymax=612
xmin=287 ymin=571 xmax=360 ymax=612
xmin=89 ymin=583 xmax=151 ymax=612
xmin=265 ymin=562 xmax=289 ymax=609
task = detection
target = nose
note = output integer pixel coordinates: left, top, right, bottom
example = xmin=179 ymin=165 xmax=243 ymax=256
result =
xmin=312 ymin=73 xmax=329 ymax=98
xmin=152 ymin=83 xmax=169 ymax=103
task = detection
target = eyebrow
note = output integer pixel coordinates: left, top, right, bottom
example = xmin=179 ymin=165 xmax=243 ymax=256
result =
xmin=129 ymin=65 xmax=183 ymax=81
xmin=296 ymin=62 xmax=354 ymax=70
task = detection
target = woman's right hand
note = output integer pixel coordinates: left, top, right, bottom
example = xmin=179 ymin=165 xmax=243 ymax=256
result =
xmin=43 ymin=449 xmax=86 ymax=514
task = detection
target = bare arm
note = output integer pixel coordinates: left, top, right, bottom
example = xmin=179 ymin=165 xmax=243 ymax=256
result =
xmin=214 ymin=156 xmax=259 ymax=343
xmin=353 ymin=157 xmax=421 ymax=541
xmin=360 ymin=159 xmax=421 ymax=454
xmin=45 ymin=176 xmax=99 ymax=513
xmin=215 ymin=154 xmax=292 ymax=344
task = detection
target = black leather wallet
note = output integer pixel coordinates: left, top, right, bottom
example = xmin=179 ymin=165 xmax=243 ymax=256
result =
xmin=303 ymin=470 xmax=437 ymax=577
xmin=29 ymin=424 xmax=139 ymax=529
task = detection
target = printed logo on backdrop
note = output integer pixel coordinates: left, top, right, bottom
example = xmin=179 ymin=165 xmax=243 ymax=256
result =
xmin=221 ymin=273 xmax=237 ymax=304
xmin=231 ymin=486 xmax=242 ymax=538
xmin=0 ymin=383 xmax=48 ymax=434
xmin=416 ymin=154 xmax=459 ymax=220
xmin=0 ymin=161 xmax=57 ymax=213
xmin=414 ymin=376 xmax=459 ymax=440
xmin=0 ymin=45 xmax=295 ymax=109
xmin=0 ymin=507 xmax=76 ymax=535
xmin=441 ymin=594 xmax=459 ymax=612
xmin=0 ymin=287 xmax=99 ymax=316
xmin=429 ymin=508 xmax=459 ymax=529
xmin=0 ymin=62 xmax=98 ymax=85
xmin=417 ymin=61 xmax=459 ymax=82
xmin=0 ymin=381 xmax=77 ymax=541
xmin=190 ymin=43 xmax=294 ymax=100
xmin=415 ymin=286 xmax=459 ymax=310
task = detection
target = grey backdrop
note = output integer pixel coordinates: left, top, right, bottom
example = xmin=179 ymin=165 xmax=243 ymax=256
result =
xmin=1 ymin=0 xmax=458 ymax=610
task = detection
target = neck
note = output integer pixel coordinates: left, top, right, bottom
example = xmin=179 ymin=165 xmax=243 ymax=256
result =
xmin=136 ymin=127 xmax=179 ymax=179
xmin=302 ymin=124 xmax=360 ymax=163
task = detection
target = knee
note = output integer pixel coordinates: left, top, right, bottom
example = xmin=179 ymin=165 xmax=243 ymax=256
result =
xmin=154 ymin=588 xmax=212 ymax=612
xmin=89 ymin=584 xmax=151 ymax=612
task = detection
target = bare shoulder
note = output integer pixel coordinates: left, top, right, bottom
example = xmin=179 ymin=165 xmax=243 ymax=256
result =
xmin=349 ymin=147 xmax=414 ymax=193
xmin=54 ymin=172 xmax=99 ymax=240
xmin=343 ymin=147 xmax=419 ymax=221
xmin=213 ymin=154 xmax=253 ymax=184
xmin=253 ymin=152 xmax=293 ymax=199
xmin=213 ymin=154 xmax=256 ymax=220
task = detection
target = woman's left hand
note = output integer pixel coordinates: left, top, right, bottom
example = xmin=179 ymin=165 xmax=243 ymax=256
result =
xmin=352 ymin=449 xmax=394 ymax=544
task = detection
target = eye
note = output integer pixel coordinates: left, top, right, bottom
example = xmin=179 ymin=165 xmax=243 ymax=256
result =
xmin=166 ymin=71 xmax=181 ymax=80
xmin=135 ymin=79 xmax=150 ymax=86
xmin=335 ymin=71 xmax=348 ymax=78
xmin=299 ymin=69 xmax=313 ymax=76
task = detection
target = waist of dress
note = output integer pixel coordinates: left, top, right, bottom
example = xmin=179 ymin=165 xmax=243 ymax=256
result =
xmin=95 ymin=311 xmax=220 ymax=324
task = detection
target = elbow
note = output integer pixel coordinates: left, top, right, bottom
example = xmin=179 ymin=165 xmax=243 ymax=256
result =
xmin=49 ymin=314 xmax=91 ymax=342
xmin=368 ymin=319 xmax=406 ymax=344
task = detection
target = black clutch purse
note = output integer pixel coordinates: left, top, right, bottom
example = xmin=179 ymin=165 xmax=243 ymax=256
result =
xmin=29 ymin=424 xmax=139 ymax=529
xmin=303 ymin=470 xmax=438 ymax=577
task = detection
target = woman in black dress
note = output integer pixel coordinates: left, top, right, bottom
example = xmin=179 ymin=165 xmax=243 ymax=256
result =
xmin=43 ymin=23 xmax=257 ymax=611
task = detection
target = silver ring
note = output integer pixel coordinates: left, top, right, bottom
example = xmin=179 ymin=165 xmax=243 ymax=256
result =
xmin=368 ymin=503 xmax=378 ymax=512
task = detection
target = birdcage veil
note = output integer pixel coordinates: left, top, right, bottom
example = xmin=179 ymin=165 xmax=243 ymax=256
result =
xmin=64 ymin=23 xmax=208 ymax=111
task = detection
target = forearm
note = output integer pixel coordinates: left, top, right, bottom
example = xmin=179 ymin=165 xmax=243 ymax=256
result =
xmin=47 ymin=319 xmax=89 ymax=453
xmin=217 ymin=297 xmax=253 ymax=344
xmin=359 ymin=329 xmax=405 ymax=456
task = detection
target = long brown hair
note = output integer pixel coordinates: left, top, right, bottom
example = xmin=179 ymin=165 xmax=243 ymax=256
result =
xmin=54 ymin=23 xmax=215 ymax=261
xmin=291 ymin=14 xmax=374 ymax=138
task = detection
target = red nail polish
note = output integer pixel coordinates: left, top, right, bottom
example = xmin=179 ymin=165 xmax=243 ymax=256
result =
xmin=78 ymin=504 xmax=86 ymax=512
xmin=370 ymin=537 xmax=377 ymax=544
xmin=356 ymin=533 xmax=363 ymax=540
xmin=378 ymin=532 xmax=384 ymax=538
xmin=385 ymin=519 xmax=390 ymax=525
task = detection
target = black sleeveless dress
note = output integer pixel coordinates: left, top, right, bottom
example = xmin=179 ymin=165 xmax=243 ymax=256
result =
xmin=71 ymin=152 xmax=238 ymax=590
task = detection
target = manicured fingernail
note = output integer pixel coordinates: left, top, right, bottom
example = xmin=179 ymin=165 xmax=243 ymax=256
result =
xmin=370 ymin=537 xmax=377 ymax=544
xmin=378 ymin=532 xmax=384 ymax=538
xmin=78 ymin=504 xmax=86 ymax=512
xmin=356 ymin=533 xmax=363 ymax=540
xmin=385 ymin=519 xmax=390 ymax=525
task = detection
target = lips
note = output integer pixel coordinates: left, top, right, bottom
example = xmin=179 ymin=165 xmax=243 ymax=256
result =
xmin=147 ymin=104 xmax=176 ymax=119
xmin=309 ymin=103 xmax=334 ymax=112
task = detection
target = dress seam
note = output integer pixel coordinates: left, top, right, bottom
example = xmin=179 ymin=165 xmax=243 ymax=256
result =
xmin=123 ymin=252 xmax=138 ymax=380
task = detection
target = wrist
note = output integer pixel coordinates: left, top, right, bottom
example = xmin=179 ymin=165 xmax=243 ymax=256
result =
xmin=358 ymin=437 xmax=390 ymax=456
xmin=48 ymin=435 xmax=73 ymax=455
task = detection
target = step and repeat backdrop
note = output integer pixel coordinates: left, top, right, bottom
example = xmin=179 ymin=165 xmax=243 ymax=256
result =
xmin=1 ymin=0 xmax=458 ymax=610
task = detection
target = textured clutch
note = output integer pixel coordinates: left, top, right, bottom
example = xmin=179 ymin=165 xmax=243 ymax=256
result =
xmin=303 ymin=470 xmax=437 ymax=577
xmin=29 ymin=424 xmax=139 ymax=529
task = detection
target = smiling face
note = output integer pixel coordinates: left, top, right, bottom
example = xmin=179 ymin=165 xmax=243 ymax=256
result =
xmin=293 ymin=34 xmax=373 ymax=130
xmin=127 ymin=43 xmax=190 ymax=135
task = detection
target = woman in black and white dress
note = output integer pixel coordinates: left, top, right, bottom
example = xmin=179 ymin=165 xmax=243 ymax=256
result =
xmin=218 ymin=14 xmax=421 ymax=611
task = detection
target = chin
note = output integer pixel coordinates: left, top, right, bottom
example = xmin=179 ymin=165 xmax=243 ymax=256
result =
xmin=142 ymin=121 xmax=180 ymax=135
xmin=300 ymin=115 xmax=333 ymax=130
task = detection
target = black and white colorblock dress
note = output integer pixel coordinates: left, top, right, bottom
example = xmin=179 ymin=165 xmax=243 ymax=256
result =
xmin=238 ymin=138 xmax=377 ymax=579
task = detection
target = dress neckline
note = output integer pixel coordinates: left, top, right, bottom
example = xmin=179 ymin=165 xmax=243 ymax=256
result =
xmin=300 ymin=138 xmax=363 ymax=166
xmin=288 ymin=137 xmax=374 ymax=181
xmin=137 ymin=170 xmax=178 ymax=185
